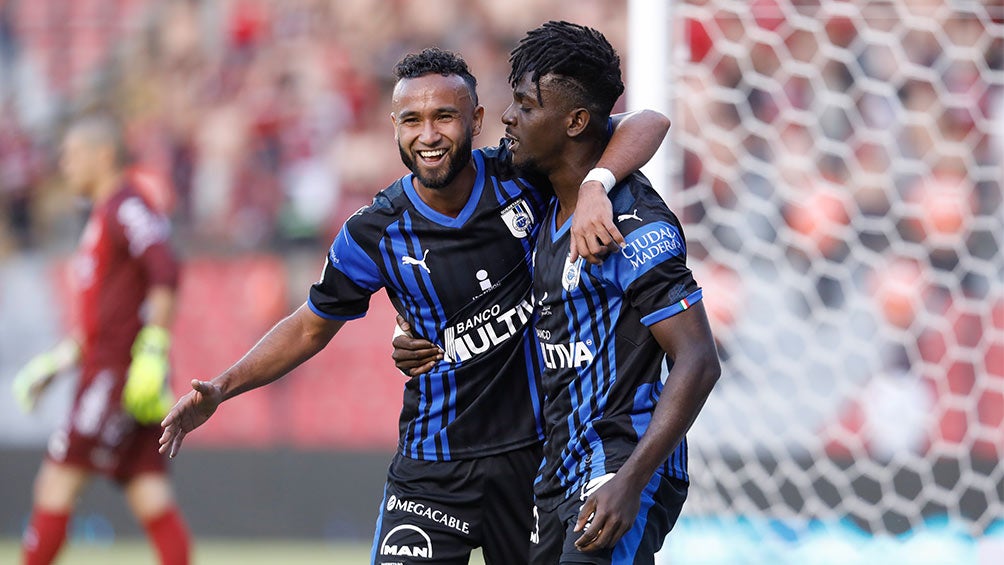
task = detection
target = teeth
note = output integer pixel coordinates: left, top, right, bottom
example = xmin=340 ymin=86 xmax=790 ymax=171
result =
xmin=418 ymin=149 xmax=447 ymax=158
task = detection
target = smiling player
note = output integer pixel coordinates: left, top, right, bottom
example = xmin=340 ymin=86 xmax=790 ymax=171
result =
xmin=160 ymin=47 xmax=670 ymax=564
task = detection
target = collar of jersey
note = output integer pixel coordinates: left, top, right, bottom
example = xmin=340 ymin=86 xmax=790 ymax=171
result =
xmin=400 ymin=150 xmax=485 ymax=228
xmin=550 ymin=203 xmax=573 ymax=243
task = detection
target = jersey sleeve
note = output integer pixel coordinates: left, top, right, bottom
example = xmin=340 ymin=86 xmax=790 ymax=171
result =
xmin=114 ymin=195 xmax=179 ymax=289
xmin=307 ymin=222 xmax=383 ymax=320
xmin=605 ymin=217 xmax=702 ymax=327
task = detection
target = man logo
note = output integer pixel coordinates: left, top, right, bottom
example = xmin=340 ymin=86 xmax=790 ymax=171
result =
xmin=380 ymin=524 xmax=433 ymax=559
xmin=500 ymin=198 xmax=535 ymax=238
xmin=386 ymin=494 xmax=398 ymax=512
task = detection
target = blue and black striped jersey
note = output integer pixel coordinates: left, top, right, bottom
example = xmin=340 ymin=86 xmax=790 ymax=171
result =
xmin=309 ymin=147 xmax=548 ymax=461
xmin=531 ymin=172 xmax=701 ymax=509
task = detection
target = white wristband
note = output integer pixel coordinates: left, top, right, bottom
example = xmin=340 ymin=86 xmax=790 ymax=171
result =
xmin=581 ymin=167 xmax=617 ymax=194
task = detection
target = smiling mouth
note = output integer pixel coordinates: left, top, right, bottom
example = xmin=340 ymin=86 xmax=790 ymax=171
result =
xmin=417 ymin=148 xmax=448 ymax=164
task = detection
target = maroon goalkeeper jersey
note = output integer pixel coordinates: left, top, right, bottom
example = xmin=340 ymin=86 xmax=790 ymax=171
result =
xmin=70 ymin=182 xmax=179 ymax=373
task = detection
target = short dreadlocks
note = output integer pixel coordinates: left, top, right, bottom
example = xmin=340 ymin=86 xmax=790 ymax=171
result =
xmin=508 ymin=21 xmax=624 ymax=123
xmin=394 ymin=47 xmax=479 ymax=105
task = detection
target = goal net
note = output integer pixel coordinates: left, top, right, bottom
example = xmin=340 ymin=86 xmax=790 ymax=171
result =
xmin=640 ymin=1 xmax=1004 ymax=561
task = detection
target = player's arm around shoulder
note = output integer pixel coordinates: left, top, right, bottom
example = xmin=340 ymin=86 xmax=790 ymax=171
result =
xmin=571 ymin=110 xmax=671 ymax=265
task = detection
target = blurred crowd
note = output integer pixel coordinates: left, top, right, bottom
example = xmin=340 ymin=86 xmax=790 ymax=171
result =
xmin=0 ymin=0 xmax=628 ymax=254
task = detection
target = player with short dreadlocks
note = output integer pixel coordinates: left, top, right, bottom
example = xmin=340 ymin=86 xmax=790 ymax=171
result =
xmin=503 ymin=21 xmax=721 ymax=565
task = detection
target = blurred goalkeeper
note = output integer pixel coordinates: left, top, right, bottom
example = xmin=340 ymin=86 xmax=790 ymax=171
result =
xmin=12 ymin=114 xmax=190 ymax=565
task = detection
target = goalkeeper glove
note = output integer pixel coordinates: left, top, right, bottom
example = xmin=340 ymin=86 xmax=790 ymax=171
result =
xmin=123 ymin=325 xmax=175 ymax=424
xmin=12 ymin=339 xmax=80 ymax=413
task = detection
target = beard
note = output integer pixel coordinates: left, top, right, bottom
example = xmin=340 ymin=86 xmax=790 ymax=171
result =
xmin=398 ymin=133 xmax=474 ymax=189
xmin=501 ymin=136 xmax=545 ymax=180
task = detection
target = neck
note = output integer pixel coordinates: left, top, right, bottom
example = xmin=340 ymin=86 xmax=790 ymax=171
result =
xmin=90 ymin=171 xmax=122 ymax=205
xmin=413 ymin=160 xmax=477 ymax=218
xmin=550 ymin=141 xmax=606 ymax=226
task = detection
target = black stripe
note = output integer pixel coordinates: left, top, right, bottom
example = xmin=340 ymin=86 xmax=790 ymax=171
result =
xmin=397 ymin=216 xmax=449 ymax=459
xmin=380 ymin=222 xmax=420 ymax=455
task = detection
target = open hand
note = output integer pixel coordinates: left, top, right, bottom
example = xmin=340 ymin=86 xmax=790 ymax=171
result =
xmin=159 ymin=380 xmax=223 ymax=458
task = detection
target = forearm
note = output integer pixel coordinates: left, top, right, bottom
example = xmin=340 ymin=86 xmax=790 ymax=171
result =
xmin=145 ymin=285 xmax=176 ymax=329
xmin=618 ymin=356 xmax=720 ymax=488
xmin=215 ymin=304 xmax=343 ymax=401
xmin=599 ymin=110 xmax=670 ymax=181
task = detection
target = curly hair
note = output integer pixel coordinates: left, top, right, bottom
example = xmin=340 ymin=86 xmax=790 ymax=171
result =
xmin=394 ymin=47 xmax=479 ymax=105
xmin=508 ymin=21 xmax=624 ymax=121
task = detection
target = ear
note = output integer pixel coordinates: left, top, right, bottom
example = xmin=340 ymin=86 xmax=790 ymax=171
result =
xmin=390 ymin=112 xmax=399 ymax=141
xmin=566 ymin=108 xmax=591 ymax=139
xmin=472 ymin=105 xmax=485 ymax=137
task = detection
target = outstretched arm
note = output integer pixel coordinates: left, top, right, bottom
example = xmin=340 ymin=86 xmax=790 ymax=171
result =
xmin=159 ymin=303 xmax=344 ymax=457
xmin=572 ymin=109 xmax=671 ymax=264
xmin=573 ymin=302 xmax=719 ymax=551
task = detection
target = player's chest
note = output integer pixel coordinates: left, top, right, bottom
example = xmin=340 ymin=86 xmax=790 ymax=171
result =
xmin=389 ymin=205 xmax=537 ymax=285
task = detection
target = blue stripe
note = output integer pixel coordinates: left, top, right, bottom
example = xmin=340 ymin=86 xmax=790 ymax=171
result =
xmin=523 ymin=328 xmax=545 ymax=439
xmin=490 ymin=176 xmax=506 ymax=206
xmin=371 ymin=483 xmax=389 ymax=564
xmin=680 ymin=437 xmax=689 ymax=481
xmin=577 ymin=269 xmax=613 ymax=480
xmin=377 ymin=220 xmax=420 ymax=457
xmin=551 ymin=209 xmax=572 ymax=243
xmin=629 ymin=382 xmax=657 ymax=439
xmin=401 ymin=212 xmax=452 ymax=459
xmin=384 ymin=218 xmax=427 ymax=457
xmin=330 ymin=226 xmax=382 ymax=292
xmin=499 ymin=179 xmax=523 ymax=199
xmin=557 ymin=215 xmax=584 ymax=489
xmin=307 ymin=297 xmax=365 ymax=321
xmin=640 ymin=289 xmax=704 ymax=326
xmin=611 ymin=472 xmax=661 ymax=563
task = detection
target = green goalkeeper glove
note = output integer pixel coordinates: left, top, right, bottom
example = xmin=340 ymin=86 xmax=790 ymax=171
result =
xmin=123 ymin=325 xmax=175 ymax=424
xmin=12 ymin=339 xmax=80 ymax=413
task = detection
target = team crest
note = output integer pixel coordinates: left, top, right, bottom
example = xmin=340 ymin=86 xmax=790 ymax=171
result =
xmin=562 ymin=255 xmax=583 ymax=292
xmin=500 ymin=198 xmax=535 ymax=238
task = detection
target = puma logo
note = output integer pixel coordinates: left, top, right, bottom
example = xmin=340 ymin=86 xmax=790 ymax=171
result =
xmin=402 ymin=249 xmax=431 ymax=274
xmin=617 ymin=209 xmax=642 ymax=222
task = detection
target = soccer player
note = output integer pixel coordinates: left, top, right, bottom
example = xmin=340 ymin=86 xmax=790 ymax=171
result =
xmin=505 ymin=22 xmax=721 ymax=564
xmin=159 ymin=48 xmax=668 ymax=564
xmin=12 ymin=115 xmax=190 ymax=565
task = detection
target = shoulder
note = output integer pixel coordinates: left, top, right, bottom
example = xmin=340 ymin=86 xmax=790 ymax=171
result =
xmin=477 ymin=144 xmax=551 ymax=196
xmin=109 ymin=186 xmax=166 ymax=227
xmin=476 ymin=145 xmax=518 ymax=182
xmin=610 ymin=173 xmax=683 ymax=235
xmin=106 ymin=185 xmax=171 ymax=252
xmin=343 ymin=178 xmax=409 ymax=232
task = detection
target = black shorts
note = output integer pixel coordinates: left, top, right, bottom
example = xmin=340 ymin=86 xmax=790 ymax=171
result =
xmin=529 ymin=473 xmax=688 ymax=565
xmin=371 ymin=443 xmax=542 ymax=565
